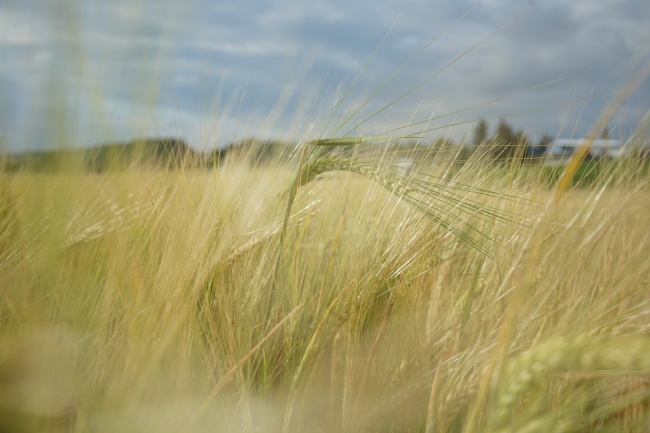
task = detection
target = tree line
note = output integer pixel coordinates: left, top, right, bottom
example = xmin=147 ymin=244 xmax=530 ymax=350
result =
xmin=471 ymin=118 xmax=555 ymax=160
xmin=470 ymin=119 xmax=621 ymax=161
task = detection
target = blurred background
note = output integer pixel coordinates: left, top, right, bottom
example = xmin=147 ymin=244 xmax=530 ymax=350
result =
xmin=1 ymin=0 xmax=649 ymax=153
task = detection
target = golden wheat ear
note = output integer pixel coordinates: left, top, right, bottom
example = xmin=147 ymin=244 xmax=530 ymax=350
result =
xmin=279 ymin=135 xmax=537 ymax=260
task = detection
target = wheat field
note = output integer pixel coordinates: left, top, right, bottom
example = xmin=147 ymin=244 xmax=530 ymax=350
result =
xmin=2 ymin=2 xmax=650 ymax=432
xmin=1 ymin=144 xmax=650 ymax=432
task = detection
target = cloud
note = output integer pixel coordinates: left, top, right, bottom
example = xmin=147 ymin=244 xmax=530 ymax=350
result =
xmin=0 ymin=0 xmax=648 ymax=152
xmin=0 ymin=7 xmax=47 ymax=45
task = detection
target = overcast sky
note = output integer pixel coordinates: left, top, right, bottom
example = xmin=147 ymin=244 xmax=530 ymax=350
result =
xmin=1 ymin=0 xmax=649 ymax=152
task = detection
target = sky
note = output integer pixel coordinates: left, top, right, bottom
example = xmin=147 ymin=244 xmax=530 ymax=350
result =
xmin=1 ymin=0 xmax=649 ymax=153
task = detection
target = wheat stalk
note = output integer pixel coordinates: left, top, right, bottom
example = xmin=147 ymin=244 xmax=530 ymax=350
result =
xmin=493 ymin=334 xmax=650 ymax=430
xmin=280 ymin=138 xmax=533 ymax=260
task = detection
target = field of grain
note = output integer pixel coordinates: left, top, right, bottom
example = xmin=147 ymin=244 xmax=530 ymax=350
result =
xmin=2 ymin=1 xmax=650 ymax=431
xmin=1 ymin=150 xmax=649 ymax=432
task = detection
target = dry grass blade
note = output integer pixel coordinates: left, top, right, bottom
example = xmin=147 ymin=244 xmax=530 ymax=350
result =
xmin=554 ymin=59 xmax=650 ymax=201
xmin=190 ymin=304 xmax=303 ymax=425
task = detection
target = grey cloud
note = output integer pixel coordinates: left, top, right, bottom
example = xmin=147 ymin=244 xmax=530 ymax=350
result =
xmin=0 ymin=0 xmax=648 ymax=151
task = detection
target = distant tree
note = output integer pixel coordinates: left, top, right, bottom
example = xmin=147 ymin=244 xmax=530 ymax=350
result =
xmin=514 ymin=130 xmax=528 ymax=144
xmin=430 ymin=137 xmax=456 ymax=153
xmin=526 ymin=133 xmax=554 ymax=158
xmin=538 ymin=133 xmax=554 ymax=148
xmin=495 ymin=120 xmax=515 ymax=144
xmin=492 ymin=119 xmax=515 ymax=159
xmin=514 ymin=130 xmax=530 ymax=159
xmin=473 ymin=119 xmax=489 ymax=147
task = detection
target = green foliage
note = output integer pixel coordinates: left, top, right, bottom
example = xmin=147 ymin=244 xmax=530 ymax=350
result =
xmin=537 ymin=133 xmax=554 ymax=148
xmin=542 ymin=160 xmax=603 ymax=187
xmin=472 ymin=119 xmax=490 ymax=148
xmin=472 ymin=118 xmax=535 ymax=162
xmin=540 ymin=158 xmax=650 ymax=187
xmin=1 ymin=138 xmax=214 ymax=172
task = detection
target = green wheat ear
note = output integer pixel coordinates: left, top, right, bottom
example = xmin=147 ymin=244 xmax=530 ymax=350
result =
xmin=491 ymin=334 xmax=650 ymax=433
xmin=277 ymin=135 xmax=535 ymax=260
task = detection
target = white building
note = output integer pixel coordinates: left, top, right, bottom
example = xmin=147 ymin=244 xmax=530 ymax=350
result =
xmin=546 ymin=138 xmax=623 ymax=162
